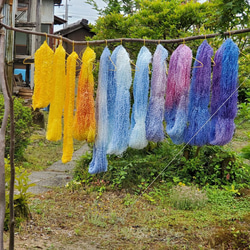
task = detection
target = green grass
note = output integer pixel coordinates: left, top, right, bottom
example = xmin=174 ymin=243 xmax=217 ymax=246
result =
xmin=6 ymin=113 xmax=249 ymax=249
xmin=8 ymin=184 xmax=249 ymax=249
xmin=20 ymin=110 xmax=85 ymax=171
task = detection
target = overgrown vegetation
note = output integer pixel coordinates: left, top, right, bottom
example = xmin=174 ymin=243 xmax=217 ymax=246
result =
xmin=7 ymin=182 xmax=249 ymax=249
xmin=74 ymin=138 xmax=250 ymax=193
xmin=4 ymin=158 xmax=34 ymax=231
xmin=0 ymin=95 xmax=34 ymax=160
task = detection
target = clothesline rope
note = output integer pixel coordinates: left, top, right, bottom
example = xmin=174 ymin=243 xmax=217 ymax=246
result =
xmin=1 ymin=22 xmax=250 ymax=45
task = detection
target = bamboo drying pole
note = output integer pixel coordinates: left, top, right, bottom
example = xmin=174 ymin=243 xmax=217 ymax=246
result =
xmin=0 ymin=22 xmax=250 ymax=45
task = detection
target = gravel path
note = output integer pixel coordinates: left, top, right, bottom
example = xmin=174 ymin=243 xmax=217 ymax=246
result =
xmin=28 ymin=144 xmax=89 ymax=194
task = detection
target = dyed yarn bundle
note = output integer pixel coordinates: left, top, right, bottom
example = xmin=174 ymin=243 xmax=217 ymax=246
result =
xmin=107 ymin=46 xmax=119 ymax=144
xmin=89 ymin=47 xmax=111 ymax=174
xmin=145 ymin=44 xmax=168 ymax=142
xmin=129 ymin=46 xmax=152 ymax=149
xmin=73 ymin=47 xmax=96 ymax=143
xmin=33 ymin=37 xmax=240 ymax=174
xmin=184 ymin=40 xmax=213 ymax=146
xmin=107 ymin=45 xmax=132 ymax=155
xmin=62 ymin=51 xmax=78 ymax=163
xmin=33 ymin=40 xmax=54 ymax=110
xmin=46 ymin=43 xmax=66 ymax=141
xmin=210 ymin=38 xmax=239 ymax=145
xmin=165 ymin=44 xmax=192 ymax=145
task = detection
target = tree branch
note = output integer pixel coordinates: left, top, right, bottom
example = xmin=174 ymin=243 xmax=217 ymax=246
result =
xmin=0 ymin=22 xmax=250 ymax=46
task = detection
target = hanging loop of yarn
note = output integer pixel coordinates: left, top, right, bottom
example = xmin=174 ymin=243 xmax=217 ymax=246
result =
xmin=46 ymin=43 xmax=66 ymax=141
xmin=210 ymin=38 xmax=239 ymax=145
xmin=107 ymin=45 xmax=132 ymax=155
xmin=62 ymin=51 xmax=78 ymax=163
xmin=32 ymin=40 xmax=54 ymax=110
xmin=73 ymin=46 xmax=96 ymax=142
xmin=165 ymin=44 xmax=192 ymax=145
xmin=129 ymin=46 xmax=152 ymax=149
xmin=89 ymin=47 xmax=111 ymax=174
xmin=184 ymin=40 xmax=213 ymax=146
xmin=145 ymin=44 xmax=168 ymax=142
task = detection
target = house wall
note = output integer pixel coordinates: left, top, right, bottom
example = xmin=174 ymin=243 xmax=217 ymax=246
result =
xmin=18 ymin=0 xmax=54 ymax=24
xmin=41 ymin=0 xmax=54 ymax=24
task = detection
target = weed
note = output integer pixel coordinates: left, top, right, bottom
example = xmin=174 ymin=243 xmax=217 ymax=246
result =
xmin=169 ymin=184 xmax=208 ymax=210
xmin=123 ymin=193 xmax=136 ymax=206
xmin=5 ymin=158 xmax=35 ymax=230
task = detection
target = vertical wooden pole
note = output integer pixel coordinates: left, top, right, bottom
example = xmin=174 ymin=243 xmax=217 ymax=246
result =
xmin=35 ymin=0 xmax=41 ymax=50
xmin=8 ymin=91 xmax=15 ymax=250
xmin=5 ymin=0 xmax=15 ymax=93
xmin=0 ymin=2 xmax=10 ymax=249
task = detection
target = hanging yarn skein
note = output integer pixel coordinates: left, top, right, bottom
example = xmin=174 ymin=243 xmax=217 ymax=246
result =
xmin=165 ymin=44 xmax=192 ymax=145
xmin=145 ymin=44 xmax=168 ymax=142
xmin=107 ymin=45 xmax=132 ymax=155
xmin=129 ymin=46 xmax=152 ymax=149
xmin=210 ymin=38 xmax=239 ymax=145
xmin=89 ymin=47 xmax=111 ymax=174
xmin=184 ymin=40 xmax=213 ymax=146
xmin=46 ymin=43 xmax=66 ymax=141
xmin=62 ymin=51 xmax=78 ymax=163
xmin=107 ymin=46 xmax=120 ymax=143
xmin=32 ymin=40 xmax=54 ymax=109
xmin=73 ymin=46 xmax=96 ymax=142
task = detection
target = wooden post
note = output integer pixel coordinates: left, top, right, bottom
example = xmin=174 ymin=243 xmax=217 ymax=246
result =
xmin=0 ymin=3 xmax=10 ymax=249
xmin=5 ymin=0 xmax=15 ymax=93
xmin=35 ymin=0 xmax=41 ymax=50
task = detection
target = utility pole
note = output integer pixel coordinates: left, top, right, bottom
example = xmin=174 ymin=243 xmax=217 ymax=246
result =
xmin=64 ymin=0 xmax=68 ymax=28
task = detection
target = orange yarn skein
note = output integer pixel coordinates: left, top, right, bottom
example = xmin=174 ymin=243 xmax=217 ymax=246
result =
xmin=73 ymin=46 xmax=96 ymax=142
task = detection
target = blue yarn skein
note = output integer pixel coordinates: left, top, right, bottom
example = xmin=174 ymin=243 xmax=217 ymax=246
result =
xmin=107 ymin=46 xmax=120 ymax=143
xmin=89 ymin=47 xmax=111 ymax=174
xmin=184 ymin=40 xmax=213 ymax=146
xmin=107 ymin=45 xmax=132 ymax=155
xmin=129 ymin=46 xmax=152 ymax=149
xmin=145 ymin=44 xmax=168 ymax=142
xmin=210 ymin=38 xmax=239 ymax=145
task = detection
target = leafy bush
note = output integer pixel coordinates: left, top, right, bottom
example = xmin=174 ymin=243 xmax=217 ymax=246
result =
xmin=4 ymin=158 xmax=35 ymax=230
xmin=240 ymin=132 xmax=250 ymax=160
xmin=74 ymin=138 xmax=250 ymax=191
xmin=0 ymin=95 xmax=34 ymax=160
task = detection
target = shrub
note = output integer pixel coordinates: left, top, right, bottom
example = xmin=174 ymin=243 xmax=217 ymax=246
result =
xmin=0 ymin=95 xmax=34 ymax=160
xmin=74 ymin=138 xmax=250 ymax=191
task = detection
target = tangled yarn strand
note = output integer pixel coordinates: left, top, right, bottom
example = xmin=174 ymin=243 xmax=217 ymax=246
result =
xmin=210 ymin=38 xmax=239 ymax=145
xmin=184 ymin=40 xmax=213 ymax=146
xmin=107 ymin=45 xmax=132 ymax=155
xmin=89 ymin=47 xmax=111 ymax=174
xmin=145 ymin=44 xmax=168 ymax=142
xmin=165 ymin=44 xmax=192 ymax=144
xmin=129 ymin=46 xmax=152 ymax=149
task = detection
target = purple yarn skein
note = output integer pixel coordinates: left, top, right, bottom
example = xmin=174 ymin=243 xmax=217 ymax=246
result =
xmin=210 ymin=38 xmax=239 ymax=145
xmin=165 ymin=44 xmax=192 ymax=145
xmin=145 ymin=44 xmax=168 ymax=142
xmin=184 ymin=40 xmax=213 ymax=146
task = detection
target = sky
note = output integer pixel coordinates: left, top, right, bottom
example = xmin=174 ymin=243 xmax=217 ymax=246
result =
xmin=54 ymin=0 xmax=209 ymax=31
xmin=54 ymin=0 xmax=106 ymax=31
